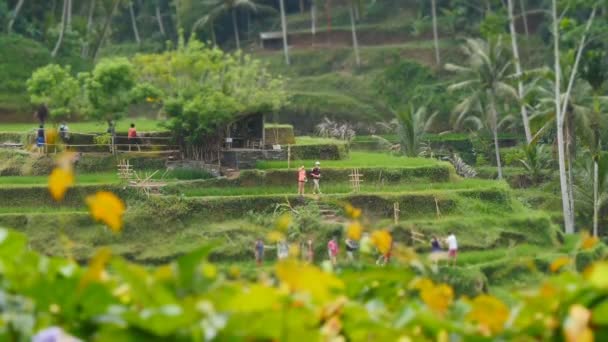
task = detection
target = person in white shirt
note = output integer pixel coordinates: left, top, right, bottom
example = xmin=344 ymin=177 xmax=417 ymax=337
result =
xmin=446 ymin=232 xmax=458 ymax=266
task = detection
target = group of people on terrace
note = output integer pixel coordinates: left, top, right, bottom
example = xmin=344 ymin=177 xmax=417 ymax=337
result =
xmin=254 ymin=232 xmax=458 ymax=267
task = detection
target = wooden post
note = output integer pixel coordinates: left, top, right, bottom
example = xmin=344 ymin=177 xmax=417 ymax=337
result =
xmin=394 ymin=202 xmax=400 ymax=225
xmin=434 ymin=197 xmax=441 ymax=218
xmin=287 ymin=144 xmax=291 ymax=170
xmin=349 ymin=168 xmax=363 ymax=193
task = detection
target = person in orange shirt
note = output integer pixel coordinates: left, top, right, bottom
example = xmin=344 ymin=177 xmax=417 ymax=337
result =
xmin=298 ymin=165 xmax=307 ymax=196
xmin=127 ymin=123 xmax=140 ymax=151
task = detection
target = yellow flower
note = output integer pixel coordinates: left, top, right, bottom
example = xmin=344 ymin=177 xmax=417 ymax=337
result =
xmin=581 ymin=231 xmax=599 ymax=250
xmin=276 ymin=260 xmax=344 ymax=301
xmin=420 ymin=283 xmax=454 ymax=315
xmin=48 ymin=167 xmax=74 ymax=201
xmin=267 ymin=230 xmax=285 ymax=243
xmin=86 ymin=191 xmax=126 ymax=233
xmin=79 ymin=247 xmax=112 ymax=290
xmin=410 ymin=277 xmax=434 ymax=291
xmin=201 ymin=263 xmax=217 ymax=279
xmin=467 ymin=295 xmax=510 ymax=336
xmin=347 ymin=222 xmax=363 ymax=241
xmin=344 ymin=204 xmax=362 ymax=219
xmin=289 ymin=243 xmax=300 ymax=258
xmin=155 ymin=264 xmax=174 ymax=281
xmin=275 ymin=213 xmax=292 ymax=231
xmin=564 ymin=305 xmax=593 ymax=342
xmin=371 ymin=230 xmax=392 ymax=255
xmin=550 ymin=256 xmax=571 ymax=273
xmin=45 ymin=128 xmax=58 ymax=146
xmin=586 ymin=262 xmax=608 ymax=289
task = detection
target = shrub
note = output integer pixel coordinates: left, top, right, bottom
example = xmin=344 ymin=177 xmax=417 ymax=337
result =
xmin=265 ymin=124 xmax=296 ymax=145
xmin=502 ymin=148 xmax=526 ymax=167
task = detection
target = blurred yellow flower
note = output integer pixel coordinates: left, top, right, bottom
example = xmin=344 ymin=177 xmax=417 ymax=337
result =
xmin=581 ymin=231 xmax=599 ymax=250
xmin=79 ymin=247 xmax=112 ymax=290
xmin=276 ymin=260 xmax=344 ymax=301
xmin=155 ymin=264 xmax=174 ymax=281
xmin=467 ymin=295 xmax=509 ymax=336
xmin=586 ymin=262 xmax=608 ymax=289
xmin=275 ymin=213 xmax=292 ymax=231
xmin=86 ymin=191 xmax=126 ymax=233
xmin=229 ymin=265 xmax=240 ymax=279
xmin=289 ymin=243 xmax=300 ymax=258
xmin=344 ymin=204 xmax=362 ymax=219
xmin=201 ymin=263 xmax=217 ymax=279
xmin=48 ymin=167 xmax=74 ymax=201
xmin=550 ymin=256 xmax=571 ymax=273
xmin=420 ymin=282 xmax=453 ymax=315
xmin=410 ymin=277 xmax=434 ymax=291
xmin=267 ymin=230 xmax=285 ymax=243
xmin=347 ymin=222 xmax=363 ymax=241
xmin=564 ymin=305 xmax=593 ymax=342
xmin=371 ymin=230 xmax=392 ymax=255
xmin=45 ymin=128 xmax=58 ymax=146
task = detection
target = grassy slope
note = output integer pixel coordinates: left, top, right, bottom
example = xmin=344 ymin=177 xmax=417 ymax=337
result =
xmin=257 ymin=151 xmax=442 ymax=169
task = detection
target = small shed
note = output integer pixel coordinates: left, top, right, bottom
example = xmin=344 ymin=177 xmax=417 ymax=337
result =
xmin=225 ymin=113 xmax=265 ymax=149
xmin=260 ymin=31 xmax=288 ymax=50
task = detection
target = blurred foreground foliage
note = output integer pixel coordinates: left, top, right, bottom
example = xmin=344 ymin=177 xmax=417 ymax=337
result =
xmin=0 ymin=227 xmax=607 ymax=341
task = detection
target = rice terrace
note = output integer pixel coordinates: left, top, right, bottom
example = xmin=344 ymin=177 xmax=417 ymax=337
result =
xmin=1 ymin=0 xmax=608 ymax=340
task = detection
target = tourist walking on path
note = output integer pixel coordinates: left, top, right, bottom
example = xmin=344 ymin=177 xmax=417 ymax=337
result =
xmin=128 ymin=123 xmax=140 ymax=151
xmin=446 ymin=232 xmax=458 ymax=266
xmin=431 ymin=236 xmax=442 ymax=253
xmin=327 ymin=236 xmax=339 ymax=266
xmin=311 ymin=161 xmax=322 ymax=194
xmin=298 ymin=166 xmax=307 ymax=196
xmin=277 ymin=240 xmax=289 ymax=260
xmin=345 ymin=238 xmax=358 ymax=262
xmin=306 ymin=238 xmax=314 ymax=263
xmin=254 ymin=238 xmax=265 ymax=266
xmin=36 ymin=125 xmax=45 ymax=154
xmin=59 ymin=122 xmax=70 ymax=143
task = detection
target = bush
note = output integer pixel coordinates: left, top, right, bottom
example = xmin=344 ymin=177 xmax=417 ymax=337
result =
xmin=265 ymin=124 xmax=296 ymax=145
xmin=430 ymin=267 xmax=488 ymax=297
xmin=289 ymin=142 xmax=350 ymax=160
xmin=502 ymin=147 xmax=526 ymax=167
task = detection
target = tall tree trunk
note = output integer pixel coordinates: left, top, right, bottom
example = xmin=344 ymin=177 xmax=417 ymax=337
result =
xmin=431 ymin=0 xmax=440 ymax=66
xmin=299 ymin=0 xmax=305 ymax=13
xmin=593 ymin=156 xmax=599 ymax=237
xmin=93 ymin=0 xmax=120 ymax=61
xmin=519 ymin=0 xmax=529 ymax=37
xmin=279 ymin=0 xmax=290 ymax=65
xmin=231 ymin=9 xmax=240 ymax=50
xmin=67 ymin=0 xmax=73 ymax=28
xmin=156 ymin=4 xmax=166 ymax=36
xmin=129 ymin=1 xmax=141 ymax=45
xmin=508 ymin=0 xmax=532 ymax=143
xmin=489 ymin=92 xmax=503 ymax=180
xmin=82 ymin=0 xmax=96 ymax=57
xmin=326 ymin=0 xmax=332 ymax=33
xmin=7 ymin=0 xmax=25 ymax=33
xmin=311 ymin=3 xmax=317 ymax=35
xmin=52 ymin=0 xmax=69 ymax=58
xmin=348 ymin=0 xmax=360 ymax=66
xmin=211 ymin=24 xmax=217 ymax=46
xmin=552 ymin=0 xmax=574 ymax=234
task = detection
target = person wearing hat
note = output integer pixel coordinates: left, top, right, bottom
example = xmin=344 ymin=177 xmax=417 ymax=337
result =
xmin=311 ymin=161 xmax=322 ymax=195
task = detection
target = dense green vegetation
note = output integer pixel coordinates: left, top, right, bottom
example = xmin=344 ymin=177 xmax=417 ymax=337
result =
xmin=2 ymin=0 xmax=608 ymax=340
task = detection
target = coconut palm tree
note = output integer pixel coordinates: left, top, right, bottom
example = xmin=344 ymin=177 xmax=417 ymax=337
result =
xmin=203 ymin=0 xmax=274 ymax=50
xmin=394 ymin=105 xmax=437 ymax=158
xmin=348 ymin=0 xmax=361 ymax=66
xmin=431 ymin=0 xmax=440 ymax=66
xmin=278 ymin=0 xmax=289 ymax=65
xmin=446 ymin=38 xmax=517 ymax=180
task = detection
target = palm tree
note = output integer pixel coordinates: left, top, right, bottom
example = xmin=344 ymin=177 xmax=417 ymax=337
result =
xmin=348 ymin=0 xmax=360 ymax=66
xmin=431 ymin=0 xmax=440 ymax=66
xmin=128 ymin=1 xmax=141 ymax=45
xmin=52 ymin=0 xmax=71 ymax=58
xmin=7 ymin=0 xmax=25 ymax=33
xmin=278 ymin=0 xmax=290 ymax=65
xmin=446 ymin=38 xmax=517 ymax=180
xmin=394 ymin=105 xmax=437 ymax=158
xmin=204 ymin=0 xmax=273 ymax=50
xmin=507 ymin=0 xmax=532 ymax=143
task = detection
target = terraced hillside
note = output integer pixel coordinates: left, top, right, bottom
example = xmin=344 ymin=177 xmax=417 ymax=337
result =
xmin=0 ymin=147 xmax=578 ymax=290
